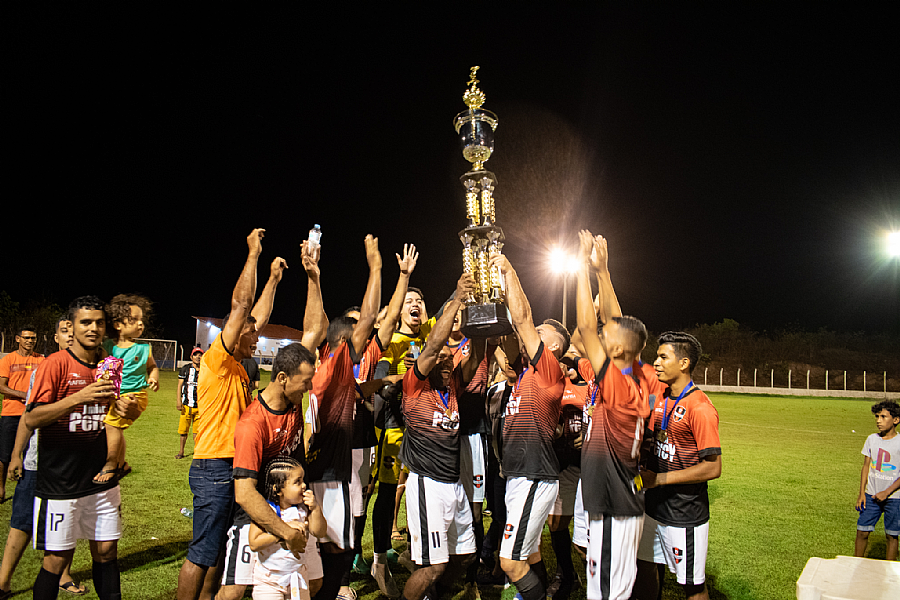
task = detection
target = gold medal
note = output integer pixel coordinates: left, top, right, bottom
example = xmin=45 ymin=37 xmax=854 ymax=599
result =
xmin=587 ymin=403 xmax=595 ymax=419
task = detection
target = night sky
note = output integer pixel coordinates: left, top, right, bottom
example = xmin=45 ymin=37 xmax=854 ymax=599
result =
xmin=5 ymin=4 xmax=899 ymax=351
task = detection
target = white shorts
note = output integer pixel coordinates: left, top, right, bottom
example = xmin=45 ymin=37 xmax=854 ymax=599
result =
xmin=406 ymin=471 xmax=476 ymax=566
xmin=460 ymin=433 xmax=487 ymax=504
xmin=572 ymin=478 xmax=587 ymax=548
xmin=499 ymin=477 xmax=559 ymax=561
xmin=585 ymin=514 xmax=643 ymax=600
xmin=351 ymin=447 xmax=375 ymax=517
xmin=33 ymin=487 xmax=122 ymax=551
xmin=637 ymin=515 xmax=709 ymax=586
xmin=550 ymin=466 xmax=581 ymax=516
xmin=311 ymin=480 xmax=354 ymax=550
xmin=223 ymin=521 xmax=256 ymax=586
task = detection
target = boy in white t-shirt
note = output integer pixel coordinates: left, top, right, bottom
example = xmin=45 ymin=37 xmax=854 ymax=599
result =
xmin=855 ymin=399 xmax=900 ymax=561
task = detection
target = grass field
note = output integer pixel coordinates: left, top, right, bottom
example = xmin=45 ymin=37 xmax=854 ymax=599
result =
xmin=0 ymin=370 xmax=893 ymax=599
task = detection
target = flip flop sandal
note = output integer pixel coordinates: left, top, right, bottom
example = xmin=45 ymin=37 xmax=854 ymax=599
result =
xmin=92 ymin=469 xmax=118 ymax=485
xmin=60 ymin=580 xmax=88 ymax=595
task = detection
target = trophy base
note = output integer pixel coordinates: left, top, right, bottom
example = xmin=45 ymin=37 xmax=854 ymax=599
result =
xmin=460 ymin=304 xmax=513 ymax=337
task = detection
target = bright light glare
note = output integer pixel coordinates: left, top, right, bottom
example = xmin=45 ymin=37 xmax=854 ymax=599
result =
xmin=889 ymin=231 xmax=900 ymax=256
xmin=549 ymin=248 xmax=579 ymax=274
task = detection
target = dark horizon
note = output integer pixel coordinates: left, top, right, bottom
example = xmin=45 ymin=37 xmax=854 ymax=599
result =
xmin=4 ymin=4 xmax=899 ymax=352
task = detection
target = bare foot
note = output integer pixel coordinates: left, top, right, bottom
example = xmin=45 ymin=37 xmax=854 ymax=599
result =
xmin=175 ymin=453 xmax=185 ymax=459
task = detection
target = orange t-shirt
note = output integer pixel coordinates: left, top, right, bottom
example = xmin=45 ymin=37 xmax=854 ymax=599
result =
xmin=0 ymin=352 xmax=44 ymax=416
xmin=194 ymin=334 xmax=251 ymax=459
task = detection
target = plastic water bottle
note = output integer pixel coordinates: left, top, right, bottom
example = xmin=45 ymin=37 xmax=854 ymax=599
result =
xmin=181 ymin=507 xmax=194 ymax=518
xmin=408 ymin=341 xmax=420 ymax=359
xmin=308 ymin=224 xmax=322 ymax=249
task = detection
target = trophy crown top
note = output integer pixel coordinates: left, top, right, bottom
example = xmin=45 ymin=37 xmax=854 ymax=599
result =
xmin=463 ymin=66 xmax=486 ymax=109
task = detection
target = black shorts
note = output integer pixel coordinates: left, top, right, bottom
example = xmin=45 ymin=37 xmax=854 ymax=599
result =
xmin=0 ymin=415 xmax=21 ymax=464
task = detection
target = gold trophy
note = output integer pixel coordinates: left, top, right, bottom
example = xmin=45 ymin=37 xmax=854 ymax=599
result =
xmin=453 ymin=67 xmax=513 ymax=337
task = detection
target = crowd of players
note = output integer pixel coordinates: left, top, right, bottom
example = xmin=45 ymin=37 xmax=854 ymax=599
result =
xmin=0 ymin=227 xmax=721 ymax=600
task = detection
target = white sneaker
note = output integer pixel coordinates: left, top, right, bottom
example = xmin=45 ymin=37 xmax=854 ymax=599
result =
xmin=371 ymin=561 xmax=401 ymax=598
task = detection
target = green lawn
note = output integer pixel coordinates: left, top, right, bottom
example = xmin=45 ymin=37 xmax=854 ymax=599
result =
xmin=0 ymin=373 xmax=892 ymax=599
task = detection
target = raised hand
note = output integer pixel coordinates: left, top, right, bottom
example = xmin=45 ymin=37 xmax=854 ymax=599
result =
xmin=247 ymin=228 xmax=265 ymax=256
xmin=396 ymin=243 xmax=419 ymax=275
xmin=591 ymin=235 xmax=609 ymax=274
xmin=488 ymin=252 xmax=512 ymax=275
xmin=364 ymin=235 xmax=382 ymax=270
xmin=578 ymin=229 xmax=594 ymax=261
xmin=270 ymin=257 xmax=288 ymax=282
xmin=301 ymin=241 xmax=320 ymax=280
xmin=455 ymin=272 xmax=477 ymax=301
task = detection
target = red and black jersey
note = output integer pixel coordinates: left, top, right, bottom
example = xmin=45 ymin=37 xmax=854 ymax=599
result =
xmin=554 ymin=379 xmax=589 ymax=469
xmin=233 ymin=394 xmax=306 ymax=496
xmin=308 ymin=339 xmax=382 ymax=482
xmin=352 ymin=337 xmax=382 ymax=449
xmin=580 ymin=357 xmax=653 ymax=517
xmin=645 ymin=386 xmax=721 ymax=527
xmin=502 ymin=342 xmax=564 ymax=480
xmin=400 ymin=361 xmax=463 ymax=482
xmin=27 ymin=349 xmax=116 ymax=500
xmin=454 ymin=339 xmax=492 ymax=436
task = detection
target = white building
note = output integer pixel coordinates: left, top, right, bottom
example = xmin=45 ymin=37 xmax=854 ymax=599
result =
xmin=193 ymin=317 xmax=305 ymax=370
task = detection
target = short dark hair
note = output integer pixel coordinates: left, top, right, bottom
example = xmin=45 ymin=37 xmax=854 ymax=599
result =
xmin=872 ymin=400 xmax=900 ymax=420
xmin=611 ymin=315 xmax=648 ymax=354
xmin=541 ymin=318 xmax=571 ymax=357
xmin=341 ymin=306 xmax=361 ymax=317
xmin=407 ymin=287 xmax=425 ymax=303
xmin=327 ymin=315 xmax=358 ymax=349
xmin=271 ymin=343 xmax=316 ymax=380
xmin=222 ymin=312 xmax=257 ymax=329
xmin=657 ymin=331 xmax=702 ymax=374
xmin=67 ymin=296 xmax=106 ymax=321
xmin=17 ymin=324 xmax=37 ymax=337
xmin=262 ymin=456 xmax=303 ymax=502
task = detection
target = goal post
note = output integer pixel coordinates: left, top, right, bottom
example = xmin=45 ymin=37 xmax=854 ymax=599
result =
xmin=135 ymin=338 xmax=179 ymax=371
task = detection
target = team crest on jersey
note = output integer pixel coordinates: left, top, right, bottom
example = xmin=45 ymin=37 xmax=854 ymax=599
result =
xmin=503 ymin=524 xmax=514 ymax=540
xmin=473 ymin=475 xmax=483 ymax=489
xmin=673 ymin=547 xmax=683 ymax=564
xmin=589 ymin=559 xmax=597 ymax=577
xmin=673 ymin=405 xmax=687 ymax=422
xmin=461 ymin=344 xmax=470 ymax=357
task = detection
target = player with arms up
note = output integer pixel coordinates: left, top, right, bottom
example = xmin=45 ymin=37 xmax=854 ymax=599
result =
xmin=488 ymin=252 xmax=567 ymax=600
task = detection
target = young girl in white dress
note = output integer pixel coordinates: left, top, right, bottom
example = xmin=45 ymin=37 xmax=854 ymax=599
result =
xmin=249 ymin=457 xmax=326 ymax=600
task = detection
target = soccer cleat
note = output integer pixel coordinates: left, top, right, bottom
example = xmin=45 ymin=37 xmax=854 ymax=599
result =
xmin=371 ymin=562 xmax=401 ymax=598
xmin=351 ymin=553 xmax=371 ymax=575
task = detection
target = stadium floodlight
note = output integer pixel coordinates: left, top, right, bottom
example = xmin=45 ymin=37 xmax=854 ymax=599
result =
xmin=889 ymin=231 xmax=900 ymax=257
xmin=549 ymin=247 xmax=579 ymax=330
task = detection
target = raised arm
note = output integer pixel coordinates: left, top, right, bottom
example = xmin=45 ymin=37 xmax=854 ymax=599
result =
xmin=223 ymin=229 xmax=265 ymax=353
xmin=377 ymin=244 xmax=418 ymax=348
xmin=489 ymin=254 xmax=541 ymax=360
xmin=351 ymin=235 xmax=383 ymax=356
xmin=576 ymin=230 xmax=609 ymax=375
xmin=416 ymin=274 xmax=473 ymax=377
xmin=251 ymin=256 xmax=287 ymax=331
xmin=592 ymin=235 xmax=622 ymax=324
xmin=300 ymin=241 xmax=328 ymax=352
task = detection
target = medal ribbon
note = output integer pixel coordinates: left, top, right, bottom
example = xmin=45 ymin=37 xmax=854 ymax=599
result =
xmin=660 ymin=381 xmax=694 ymax=432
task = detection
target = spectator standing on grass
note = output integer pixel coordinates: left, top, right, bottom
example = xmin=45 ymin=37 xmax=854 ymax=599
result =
xmin=0 ymin=324 xmax=43 ymax=501
xmin=95 ymin=294 xmax=159 ymax=484
xmin=219 ymin=241 xmax=327 ymax=600
xmin=25 ymin=296 xmax=144 ymax=600
xmin=854 ymin=399 xmax=900 ymax=561
xmin=0 ymin=318 xmax=86 ymax=598
xmin=634 ymin=332 xmax=722 ymax=600
xmin=242 ymin=344 xmax=261 ymax=393
xmin=175 ymin=347 xmax=203 ymax=460
xmin=176 ymin=229 xmax=285 ymax=600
